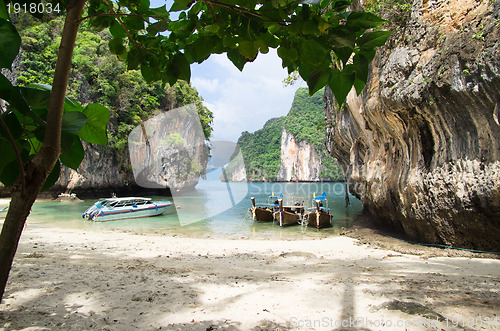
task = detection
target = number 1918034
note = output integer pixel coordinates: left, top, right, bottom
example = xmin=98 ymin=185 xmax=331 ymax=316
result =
xmin=7 ymin=2 xmax=61 ymax=14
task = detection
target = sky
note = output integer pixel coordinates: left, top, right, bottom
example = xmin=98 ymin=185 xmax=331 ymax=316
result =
xmin=191 ymin=51 xmax=304 ymax=142
xmin=151 ymin=0 xmax=305 ymax=142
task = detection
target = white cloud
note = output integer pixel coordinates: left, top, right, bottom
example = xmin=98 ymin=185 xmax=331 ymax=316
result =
xmin=191 ymin=49 xmax=305 ymax=142
xmin=191 ymin=77 xmax=220 ymax=94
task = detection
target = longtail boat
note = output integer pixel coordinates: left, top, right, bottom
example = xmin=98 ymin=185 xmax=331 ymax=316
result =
xmin=304 ymin=193 xmax=332 ymax=229
xmin=274 ymin=199 xmax=304 ymax=227
xmin=249 ymin=194 xmax=282 ymax=222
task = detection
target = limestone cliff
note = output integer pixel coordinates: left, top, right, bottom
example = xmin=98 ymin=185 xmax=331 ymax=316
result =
xmin=325 ymin=0 xmax=500 ymax=250
xmin=50 ymin=143 xmax=139 ymax=198
xmin=26 ymin=106 xmax=209 ymax=198
xmin=277 ymin=128 xmax=322 ymax=181
xmin=222 ymin=88 xmax=344 ymax=182
xmin=128 ymin=105 xmax=208 ymax=192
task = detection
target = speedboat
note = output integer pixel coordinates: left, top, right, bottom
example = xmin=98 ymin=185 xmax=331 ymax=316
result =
xmin=82 ymin=197 xmax=172 ymax=221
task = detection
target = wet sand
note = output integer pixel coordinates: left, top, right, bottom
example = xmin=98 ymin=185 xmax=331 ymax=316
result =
xmin=0 ymin=220 xmax=499 ymax=330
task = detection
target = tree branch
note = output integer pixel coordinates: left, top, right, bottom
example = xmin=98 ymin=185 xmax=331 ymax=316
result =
xmin=100 ymin=0 xmax=155 ymax=55
xmin=77 ymin=12 xmax=170 ymax=24
xmin=36 ymin=0 xmax=87 ymax=169
xmin=199 ymin=0 xmax=265 ymax=20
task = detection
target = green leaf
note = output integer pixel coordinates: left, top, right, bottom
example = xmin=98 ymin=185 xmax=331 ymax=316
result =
xmin=307 ymin=70 xmax=331 ymax=96
xmin=147 ymin=4 xmax=170 ymax=17
xmin=277 ymin=46 xmax=299 ymax=68
xmin=77 ymin=104 xmax=110 ymax=145
xmin=334 ymin=46 xmax=353 ymax=65
xmin=0 ymin=19 xmax=21 ymax=69
xmin=20 ymin=86 xmax=51 ymax=109
xmin=8 ymin=87 xmax=45 ymax=126
xmin=184 ymin=35 xmax=216 ymax=63
xmin=25 ymin=83 xmax=84 ymax=113
xmin=60 ymin=136 xmax=84 ymax=171
xmin=63 ymin=96 xmax=84 ymax=113
xmin=227 ymin=49 xmax=246 ymax=71
xmin=0 ymin=139 xmax=29 ymax=187
xmin=141 ymin=62 xmax=161 ymax=83
xmin=127 ymin=48 xmax=141 ymax=70
xmin=110 ymin=20 xmax=127 ymax=39
xmin=328 ymin=27 xmax=356 ymax=49
xmin=332 ymin=0 xmax=351 ymax=11
xmin=347 ymin=11 xmax=388 ymax=30
xmin=300 ymin=39 xmax=328 ymax=68
xmin=170 ymin=52 xmax=191 ymax=81
xmin=0 ymin=0 xmax=8 ymax=20
xmin=329 ymin=67 xmax=355 ymax=106
xmin=205 ymin=24 xmax=220 ymax=34
xmin=223 ymin=35 xmax=238 ymax=48
xmin=357 ymin=31 xmax=393 ymax=50
xmin=353 ymin=78 xmax=366 ymax=95
xmin=109 ymin=38 xmax=126 ymax=56
xmin=239 ymin=40 xmax=258 ymax=61
xmin=0 ymin=112 xmax=23 ymax=140
xmin=41 ymin=160 xmax=60 ymax=192
xmin=147 ymin=20 xmax=169 ymax=36
xmin=0 ymin=137 xmax=16 ymax=175
xmin=353 ymin=53 xmax=369 ymax=83
xmin=62 ymin=111 xmax=87 ymax=136
xmin=301 ymin=20 xmax=319 ymax=35
xmin=0 ymin=159 xmax=19 ymax=187
xmin=122 ymin=16 xmax=144 ymax=31
xmin=170 ymin=0 xmax=194 ymax=11
xmin=0 ymin=72 xmax=12 ymax=100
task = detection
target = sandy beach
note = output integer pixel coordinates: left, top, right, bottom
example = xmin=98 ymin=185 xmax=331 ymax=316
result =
xmin=0 ymin=214 xmax=499 ymax=330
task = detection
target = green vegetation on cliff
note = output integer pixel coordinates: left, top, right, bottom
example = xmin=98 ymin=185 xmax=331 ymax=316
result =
xmin=234 ymin=88 xmax=343 ymax=181
xmin=237 ymin=117 xmax=285 ymax=181
xmin=13 ymin=15 xmax=213 ymax=167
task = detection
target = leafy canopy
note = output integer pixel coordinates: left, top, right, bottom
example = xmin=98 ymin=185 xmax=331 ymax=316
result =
xmin=0 ymin=0 xmax=391 ymax=189
xmin=0 ymin=0 xmax=110 ymax=189
xmin=86 ymin=0 xmax=391 ymax=105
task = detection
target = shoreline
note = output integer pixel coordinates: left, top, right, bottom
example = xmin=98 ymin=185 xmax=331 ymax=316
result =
xmin=0 ymin=222 xmax=498 ymax=330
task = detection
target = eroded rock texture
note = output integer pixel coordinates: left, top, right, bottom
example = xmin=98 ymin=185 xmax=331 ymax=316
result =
xmin=277 ymin=128 xmax=323 ymax=181
xmin=325 ymin=0 xmax=500 ymax=250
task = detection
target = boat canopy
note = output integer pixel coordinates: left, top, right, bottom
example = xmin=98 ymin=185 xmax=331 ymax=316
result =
xmin=98 ymin=197 xmax=153 ymax=208
xmin=312 ymin=192 xmax=327 ymax=201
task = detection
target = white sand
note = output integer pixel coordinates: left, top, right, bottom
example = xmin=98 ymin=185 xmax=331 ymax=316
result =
xmin=0 ymin=223 xmax=499 ymax=330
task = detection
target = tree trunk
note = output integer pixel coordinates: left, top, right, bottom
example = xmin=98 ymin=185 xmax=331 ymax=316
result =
xmin=0 ymin=0 xmax=87 ymax=302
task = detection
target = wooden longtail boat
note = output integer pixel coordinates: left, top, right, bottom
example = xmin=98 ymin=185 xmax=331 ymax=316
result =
xmin=304 ymin=193 xmax=332 ymax=229
xmin=249 ymin=194 xmax=282 ymax=222
xmin=274 ymin=199 xmax=303 ymax=227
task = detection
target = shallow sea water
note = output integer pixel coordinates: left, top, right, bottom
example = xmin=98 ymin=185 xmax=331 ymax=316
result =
xmin=25 ymin=181 xmax=363 ymax=240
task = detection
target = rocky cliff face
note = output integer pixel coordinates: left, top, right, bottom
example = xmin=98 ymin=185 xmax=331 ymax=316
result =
xmin=325 ymin=0 xmax=500 ymax=250
xmin=277 ymin=128 xmax=323 ymax=181
xmin=50 ymin=143 xmax=141 ymax=198
xmin=128 ymin=105 xmax=208 ymax=193
xmin=38 ymin=106 xmax=209 ymax=197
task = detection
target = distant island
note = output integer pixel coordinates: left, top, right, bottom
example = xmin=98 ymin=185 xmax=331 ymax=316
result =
xmin=222 ymin=88 xmax=344 ymax=182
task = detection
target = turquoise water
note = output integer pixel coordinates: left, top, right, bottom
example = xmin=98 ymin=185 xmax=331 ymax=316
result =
xmin=26 ymin=182 xmax=363 ymax=239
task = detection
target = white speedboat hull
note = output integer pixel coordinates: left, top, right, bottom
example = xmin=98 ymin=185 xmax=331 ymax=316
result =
xmin=83 ymin=198 xmax=172 ymax=222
